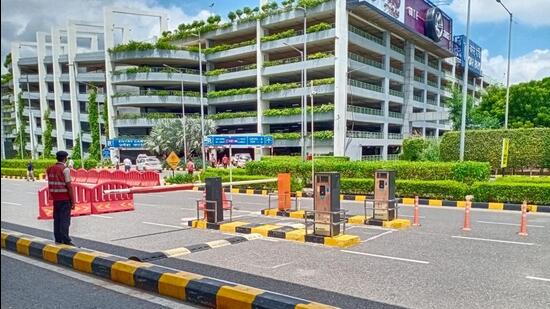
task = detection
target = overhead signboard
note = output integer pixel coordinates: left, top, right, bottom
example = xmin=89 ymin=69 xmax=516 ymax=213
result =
xmin=453 ymin=35 xmax=482 ymax=76
xmin=106 ymin=139 xmax=145 ymax=149
xmin=204 ymin=135 xmax=274 ymax=147
xmin=363 ymin=0 xmax=405 ymax=23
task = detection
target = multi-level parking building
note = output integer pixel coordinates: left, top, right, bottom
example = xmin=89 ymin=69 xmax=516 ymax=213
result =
xmin=4 ymin=0 xmax=489 ymax=161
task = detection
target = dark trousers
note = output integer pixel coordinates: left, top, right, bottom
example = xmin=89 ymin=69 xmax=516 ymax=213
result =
xmin=53 ymin=200 xmax=72 ymax=244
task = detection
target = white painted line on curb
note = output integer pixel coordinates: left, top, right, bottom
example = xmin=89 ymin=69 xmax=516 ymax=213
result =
xmin=526 ymin=276 xmax=550 ymax=282
xmin=1 ymin=250 xmax=194 ymax=308
xmin=400 ymin=214 xmax=426 ymax=219
xmin=477 ymin=220 xmax=545 ymax=228
xmin=451 ymin=235 xmax=536 ymax=246
xmin=1 ymin=201 xmax=22 ymax=206
xmin=361 ymin=230 xmax=393 ymax=243
xmin=341 ymin=250 xmax=430 ymax=264
xmin=142 ymin=222 xmax=186 ymax=229
xmin=180 ymin=217 xmax=197 ymax=221
xmin=91 ymin=215 xmax=113 ymax=219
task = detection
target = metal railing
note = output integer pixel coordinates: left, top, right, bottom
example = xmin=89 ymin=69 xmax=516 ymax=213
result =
xmin=114 ymin=89 xmax=201 ymax=97
xmin=264 ymin=51 xmax=334 ymax=67
xmin=390 ymin=67 xmax=404 ymax=76
xmin=349 ymin=25 xmax=384 ymax=46
xmin=195 ymin=199 xmax=233 ymax=223
xmin=363 ymin=198 xmax=399 ymax=220
xmin=413 ymin=95 xmax=424 ymax=102
xmin=388 ymin=111 xmax=404 ymax=119
xmin=348 ymin=52 xmax=383 ymax=69
xmin=389 ymin=89 xmax=404 ymax=98
xmin=267 ymin=192 xmax=300 ymax=211
xmin=362 ymin=155 xmax=383 ymax=161
xmin=428 ymin=61 xmax=439 ymax=70
xmin=390 ymin=44 xmax=405 ymax=55
xmin=348 ymin=79 xmax=383 ymax=93
xmin=414 ymin=54 xmax=425 ymax=63
xmin=114 ymin=66 xmax=199 ymax=75
xmin=347 ymin=131 xmax=384 ymax=139
xmin=427 ymin=80 xmax=438 ymax=88
xmin=387 ymin=154 xmax=400 ymax=160
xmin=347 ymin=105 xmax=382 ymax=116
xmin=414 ymin=75 xmax=425 ymax=83
xmin=388 ymin=133 xmax=403 ymax=139
xmin=304 ymin=209 xmax=348 ymax=237
xmin=427 ymin=99 xmax=437 ymax=106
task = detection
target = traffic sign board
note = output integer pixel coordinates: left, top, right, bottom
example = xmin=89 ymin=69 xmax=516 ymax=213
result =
xmin=204 ymin=135 xmax=274 ymax=146
xmin=102 ymin=149 xmax=110 ymax=158
xmin=166 ymin=152 xmax=181 ymax=169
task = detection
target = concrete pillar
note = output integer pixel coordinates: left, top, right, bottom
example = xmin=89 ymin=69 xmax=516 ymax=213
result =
xmin=36 ymin=32 xmax=49 ymax=141
xmin=401 ymin=41 xmax=415 ymax=137
xmin=50 ymin=27 xmax=67 ymax=150
xmin=10 ymin=43 xmax=22 ymax=130
xmin=66 ymin=23 xmax=81 ymax=141
xmin=333 ymin=0 xmax=348 ymax=156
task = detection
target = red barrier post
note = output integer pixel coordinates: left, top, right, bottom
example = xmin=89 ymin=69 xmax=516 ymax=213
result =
xmin=462 ymin=195 xmax=472 ymax=231
xmin=413 ymin=196 xmax=421 ymax=226
xmin=518 ymin=201 xmax=528 ymax=236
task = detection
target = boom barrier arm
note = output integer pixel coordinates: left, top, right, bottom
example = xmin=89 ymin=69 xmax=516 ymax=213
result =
xmin=104 ymin=178 xmax=278 ymax=195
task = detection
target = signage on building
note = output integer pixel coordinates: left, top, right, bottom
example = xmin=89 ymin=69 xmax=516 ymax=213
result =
xmin=404 ymin=0 xmax=453 ymax=50
xmin=453 ymin=35 xmax=482 ymax=76
xmin=204 ymin=135 xmax=274 ymax=147
xmin=500 ymin=138 xmax=510 ymax=168
xmin=350 ymin=0 xmax=453 ymax=51
xmin=106 ymin=138 xmax=145 ymax=149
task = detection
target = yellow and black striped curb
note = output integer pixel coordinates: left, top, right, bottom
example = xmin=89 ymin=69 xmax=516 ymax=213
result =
xmin=187 ymin=220 xmax=360 ymax=248
xmin=129 ymin=234 xmax=262 ymax=262
xmin=182 ymin=186 xmax=550 ymax=214
xmin=1 ymin=229 xmax=336 ymax=309
xmin=260 ymin=209 xmax=411 ymax=229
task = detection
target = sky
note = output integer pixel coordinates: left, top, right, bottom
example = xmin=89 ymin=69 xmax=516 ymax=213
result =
xmin=1 ymin=0 xmax=549 ymax=84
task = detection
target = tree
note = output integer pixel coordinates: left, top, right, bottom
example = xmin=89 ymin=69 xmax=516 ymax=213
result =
xmin=447 ymin=87 xmax=474 ymax=131
xmin=243 ymin=6 xmax=252 ymax=16
xmin=227 ymin=11 xmax=237 ymax=22
xmin=72 ymin=134 xmax=81 ymax=160
xmin=102 ymin=99 xmax=109 ymax=137
xmin=3 ymin=53 xmax=12 ymax=70
xmin=145 ymin=117 xmax=216 ymax=158
xmin=42 ymin=108 xmax=54 ymax=158
xmin=269 ymin=1 xmax=279 ymax=10
xmin=235 ymin=9 xmax=243 ymax=19
xmin=87 ymin=88 xmax=100 ymax=160
xmin=207 ymin=15 xmax=217 ymax=24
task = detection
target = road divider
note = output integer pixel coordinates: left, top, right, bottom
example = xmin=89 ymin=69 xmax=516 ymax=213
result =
xmin=1 ymin=229 xmax=337 ymax=309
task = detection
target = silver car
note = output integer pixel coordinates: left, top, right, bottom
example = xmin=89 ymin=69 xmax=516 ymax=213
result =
xmin=137 ymin=156 xmax=162 ymax=172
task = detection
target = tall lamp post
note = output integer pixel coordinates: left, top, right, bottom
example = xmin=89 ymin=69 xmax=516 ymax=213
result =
xmin=191 ymin=32 xmax=206 ymax=171
xmin=459 ymin=0 xmax=472 ymax=161
xmin=283 ymin=42 xmax=306 ymax=159
xmin=295 ymin=7 xmax=307 ymax=161
xmin=163 ymin=64 xmax=187 ymax=163
xmin=309 ymin=81 xmax=316 ymax=188
xmin=496 ymin=0 xmax=512 ymax=129
xmin=25 ymin=75 xmax=36 ymax=159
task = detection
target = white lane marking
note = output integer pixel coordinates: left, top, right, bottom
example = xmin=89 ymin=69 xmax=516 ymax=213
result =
xmin=347 ymin=225 xmax=396 ymax=231
xmin=526 ymin=276 xmax=550 ymax=282
xmin=91 ymin=215 xmax=113 ymax=219
xmin=451 ymin=235 xmax=536 ymax=246
xmin=341 ymin=250 xmax=430 ymax=264
xmin=258 ymin=237 xmax=280 ymax=242
xmin=181 ymin=217 xmax=197 ymax=221
xmin=1 ymin=250 xmax=194 ymax=308
xmin=2 ymin=189 xmax=13 ymax=192
xmin=1 ymin=201 xmax=22 ymax=206
xmin=361 ymin=230 xmax=394 ymax=243
xmin=142 ymin=221 xmax=186 ymax=229
xmin=477 ymin=220 xmax=545 ymax=228
xmin=400 ymin=214 xmax=426 ymax=219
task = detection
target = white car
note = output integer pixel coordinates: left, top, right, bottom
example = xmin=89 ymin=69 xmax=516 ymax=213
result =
xmin=232 ymin=153 xmax=252 ymax=168
xmin=137 ymin=156 xmax=162 ymax=172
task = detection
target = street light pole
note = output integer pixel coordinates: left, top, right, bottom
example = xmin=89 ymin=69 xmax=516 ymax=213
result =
xmin=296 ymin=7 xmax=307 ymax=161
xmin=497 ymin=0 xmax=512 ymax=129
xmin=25 ymin=75 xmax=36 ymax=159
xmin=310 ymin=81 xmax=315 ymax=188
xmin=193 ymin=32 xmax=206 ymax=171
xmin=163 ymin=64 xmax=187 ymax=163
xmin=283 ymin=42 xmax=305 ymax=159
xmin=459 ymin=0 xmax=472 ymax=161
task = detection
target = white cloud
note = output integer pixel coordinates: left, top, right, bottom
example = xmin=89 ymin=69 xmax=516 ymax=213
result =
xmin=448 ymin=0 xmax=550 ymax=27
xmin=482 ymin=49 xmax=550 ymax=84
xmin=1 ymin=0 xmax=212 ymax=72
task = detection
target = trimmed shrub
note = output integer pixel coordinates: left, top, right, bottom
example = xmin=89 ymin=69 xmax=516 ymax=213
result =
xmin=471 ymin=182 xmax=550 ymax=204
xmin=165 ymin=173 xmax=197 ymax=184
xmin=440 ymin=128 xmax=550 ymax=169
xmin=396 ymin=180 xmax=468 ymax=201
xmin=341 ymin=178 xmax=374 ymax=195
xmin=495 ymin=176 xmax=550 ymax=184
xmin=1 ymin=168 xmax=28 ymax=177
xmin=400 ymin=137 xmax=428 ymax=161
xmin=0 ymin=159 xmax=97 ymax=171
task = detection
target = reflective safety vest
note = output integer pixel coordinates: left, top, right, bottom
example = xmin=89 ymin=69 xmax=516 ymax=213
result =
xmin=47 ymin=163 xmax=70 ymax=201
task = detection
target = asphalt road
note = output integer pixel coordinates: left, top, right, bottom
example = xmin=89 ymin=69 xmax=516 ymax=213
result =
xmin=1 ymin=178 xmax=550 ymax=309
xmin=1 ymin=252 xmax=195 ymax=309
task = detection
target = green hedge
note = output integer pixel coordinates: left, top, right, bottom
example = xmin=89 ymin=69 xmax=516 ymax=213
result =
xmin=440 ymin=128 xmax=550 ymax=169
xmin=495 ymin=176 xmax=550 ymax=184
xmin=0 ymin=159 xmax=98 ymax=171
xmin=471 ymin=182 xmax=550 ymax=204
xmin=245 ymin=159 xmax=490 ymax=184
xmin=340 ymin=178 xmax=468 ymax=200
xmin=1 ymin=168 xmax=28 ymax=177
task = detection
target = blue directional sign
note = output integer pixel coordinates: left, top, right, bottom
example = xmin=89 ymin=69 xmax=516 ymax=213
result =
xmin=204 ymin=135 xmax=274 ymax=146
xmin=102 ymin=148 xmax=111 ymax=158
xmin=106 ymin=138 xmax=145 ymax=148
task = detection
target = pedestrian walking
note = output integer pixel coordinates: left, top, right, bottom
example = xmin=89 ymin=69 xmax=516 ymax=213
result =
xmin=67 ymin=157 xmax=75 ymax=169
xmin=123 ymin=157 xmax=132 ymax=172
xmin=222 ymin=154 xmax=229 ymax=168
xmin=187 ymin=159 xmax=195 ymax=175
xmin=26 ymin=161 xmax=35 ymax=181
xmin=46 ymin=151 xmax=75 ymax=245
xmin=113 ymin=156 xmax=120 ymax=170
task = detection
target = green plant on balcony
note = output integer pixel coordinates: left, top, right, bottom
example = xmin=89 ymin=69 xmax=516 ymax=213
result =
xmin=205 ymin=68 xmax=229 ymax=76
xmin=1 ymin=73 xmax=12 ymax=85
xmin=263 ymin=103 xmax=334 ymax=117
xmin=209 ymin=111 xmax=257 ymax=120
xmin=203 ymin=39 xmax=256 ymax=55
xmin=260 ymin=82 xmax=300 ymax=93
xmin=297 ymin=0 xmax=331 ymax=8
xmin=206 ymin=87 xmax=257 ymax=98
xmin=271 ymin=130 xmax=333 ymax=140
xmin=311 ymin=77 xmax=335 ymax=86
xmin=312 ymin=130 xmax=334 ymax=139
xmin=306 ymin=22 xmax=332 ymax=33
xmin=307 ymin=51 xmax=333 ymax=60
xmin=261 ymin=29 xmax=296 ymax=42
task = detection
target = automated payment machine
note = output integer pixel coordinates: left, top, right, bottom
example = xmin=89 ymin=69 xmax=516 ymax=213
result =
xmin=314 ymin=172 xmax=340 ymax=236
xmin=373 ymin=170 xmax=396 ymax=221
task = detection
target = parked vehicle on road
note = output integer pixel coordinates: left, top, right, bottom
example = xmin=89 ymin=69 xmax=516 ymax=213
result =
xmin=136 ymin=155 xmax=162 ymax=172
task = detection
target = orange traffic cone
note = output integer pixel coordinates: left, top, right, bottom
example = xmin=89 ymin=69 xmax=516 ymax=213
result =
xmin=462 ymin=196 xmax=472 ymax=231
xmin=518 ymin=201 xmax=528 ymax=236
xmin=413 ymin=196 xmax=421 ymax=226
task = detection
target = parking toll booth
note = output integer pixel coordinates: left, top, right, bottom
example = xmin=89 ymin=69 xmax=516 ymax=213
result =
xmin=373 ymin=170 xmax=397 ymax=221
xmin=313 ymin=172 xmax=341 ymax=236
xmin=278 ymin=173 xmax=291 ymax=211
xmin=205 ymin=177 xmax=224 ymax=223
